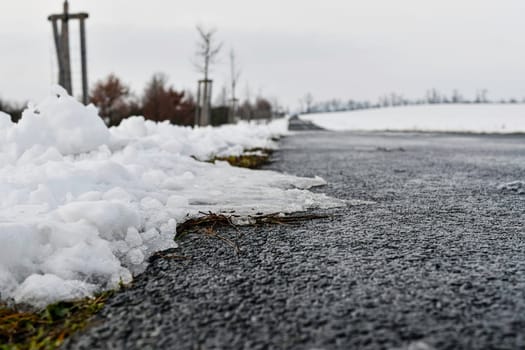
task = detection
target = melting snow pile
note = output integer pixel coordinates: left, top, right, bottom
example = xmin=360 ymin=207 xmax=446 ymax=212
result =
xmin=0 ymin=87 xmax=342 ymax=307
xmin=300 ymin=104 xmax=525 ymax=133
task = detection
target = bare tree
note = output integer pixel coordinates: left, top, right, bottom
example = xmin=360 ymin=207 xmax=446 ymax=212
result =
xmin=426 ymin=88 xmax=441 ymax=104
xmin=481 ymin=89 xmax=488 ymax=103
xmin=254 ymin=97 xmax=272 ymax=119
xmin=194 ymin=25 xmax=222 ymax=126
xmin=244 ymin=83 xmax=252 ymax=103
xmin=194 ymin=25 xmax=222 ymax=81
xmin=269 ymin=97 xmax=281 ymax=119
xmin=451 ymin=89 xmax=462 ymax=103
xmin=303 ymin=93 xmax=314 ymax=113
xmin=229 ymin=48 xmax=241 ymax=123
xmin=90 ymin=74 xmax=131 ymax=126
xmin=215 ymin=85 xmax=228 ymax=106
xmin=142 ymin=73 xmax=196 ymax=125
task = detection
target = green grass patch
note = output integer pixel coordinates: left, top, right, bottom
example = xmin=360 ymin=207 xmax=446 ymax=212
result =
xmin=0 ymin=291 xmax=112 ymax=350
xmin=212 ymin=148 xmax=273 ymax=169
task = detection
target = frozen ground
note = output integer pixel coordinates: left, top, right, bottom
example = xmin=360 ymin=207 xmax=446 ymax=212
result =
xmin=0 ymin=87 xmax=342 ymax=307
xmin=300 ymin=104 xmax=525 ymax=133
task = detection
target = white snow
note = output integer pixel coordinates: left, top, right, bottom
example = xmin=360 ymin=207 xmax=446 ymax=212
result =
xmin=300 ymin=104 xmax=525 ymax=133
xmin=0 ymin=87 xmax=341 ymax=307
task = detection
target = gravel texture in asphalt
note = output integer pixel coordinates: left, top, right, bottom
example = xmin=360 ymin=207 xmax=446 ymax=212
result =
xmin=66 ymin=131 xmax=525 ymax=350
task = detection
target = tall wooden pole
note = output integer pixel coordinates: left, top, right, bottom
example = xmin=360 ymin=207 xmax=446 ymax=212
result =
xmin=48 ymin=1 xmax=89 ymax=103
xmin=195 ymin=81 xmax=201 ymax=126
xmin=60 ymin=0 xmax=72 ymax=95
xmin=202 ymin=80 xmax=209 ymax=126
xmin=196 ymin=79 xmax=212 ymax=126
xmin=79 ymin=17 xmax=88 ymax=105
xmin=50 ymin=19 xmax=65 ymax=88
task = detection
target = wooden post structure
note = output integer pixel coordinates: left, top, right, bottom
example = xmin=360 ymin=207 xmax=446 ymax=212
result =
xmin=48 ymin=1 xmax=89 ymax=104
xmin=196 ymin=79 xmax=213 ymax=126
xmin=228 ymin=97 xmax=238 ymax=124
xmin=79 ymin=17 xmax=88 ymax=105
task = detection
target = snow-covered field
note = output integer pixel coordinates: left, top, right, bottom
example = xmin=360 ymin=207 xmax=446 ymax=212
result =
xmin=300 ymin=104 xmax=525 ymax=133
xmin=0 ymin=86 xmax=343 ymax=307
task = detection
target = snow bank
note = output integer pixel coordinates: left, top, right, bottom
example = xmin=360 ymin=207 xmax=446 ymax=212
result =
xmin=300 ymin=104 xmax=525 ymax=133
xmin=0 ymin=87 xmax=340 ymax=307
xmin=0 ymin=86 xmax=109 ymax=159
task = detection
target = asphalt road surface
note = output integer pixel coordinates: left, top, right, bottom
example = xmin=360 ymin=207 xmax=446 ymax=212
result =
xmin=66 ymin=131 xmax=525 ymax=350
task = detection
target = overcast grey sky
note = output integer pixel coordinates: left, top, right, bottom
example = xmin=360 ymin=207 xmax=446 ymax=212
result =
xmin=1 ymin=0 xmax=524 ymax=108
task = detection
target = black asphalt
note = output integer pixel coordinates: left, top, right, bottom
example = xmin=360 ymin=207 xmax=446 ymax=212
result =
xmin=66 ymin=131 xmax=525 ymax=350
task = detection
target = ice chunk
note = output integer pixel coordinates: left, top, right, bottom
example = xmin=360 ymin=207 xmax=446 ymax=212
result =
xmin=14 ymin=274 xmax=98 ymax=308
xmin=4 ymin=86 xmax=109 ymax=156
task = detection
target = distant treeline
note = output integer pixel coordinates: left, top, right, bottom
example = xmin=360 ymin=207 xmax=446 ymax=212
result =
xmin=0 ymin=73 xmax=280 ymax=126
xmin=302 ymin=89 xmax=525 ymax=114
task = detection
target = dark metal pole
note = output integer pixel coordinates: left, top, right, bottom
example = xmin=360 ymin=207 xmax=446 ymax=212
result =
xmin=79 ymin=17 xmax=88 ymax=104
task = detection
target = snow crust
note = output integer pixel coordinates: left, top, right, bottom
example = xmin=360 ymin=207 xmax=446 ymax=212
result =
xmin=300 ymin=104 xmax=525 ymax=133
xmin=0 ymin=87 xmax=340 ymax=307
